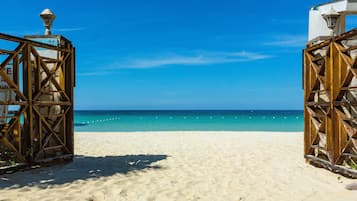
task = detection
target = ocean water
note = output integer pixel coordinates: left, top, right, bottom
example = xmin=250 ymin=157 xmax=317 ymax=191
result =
xmin=74 ymin=110 xmax=303 ymax=132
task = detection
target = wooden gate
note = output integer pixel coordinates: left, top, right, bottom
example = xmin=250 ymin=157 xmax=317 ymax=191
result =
xmin=0 ymin=33 xmax=75 ymax=171
xmin=304 ymin=29 xmax=357 ymax=177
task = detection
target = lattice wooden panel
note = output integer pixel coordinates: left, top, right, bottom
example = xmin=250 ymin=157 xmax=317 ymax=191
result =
xmin=0 ymin=33 xmax=75 ymax=169
xmin=304 ymin=29 xmax=357 ymax=177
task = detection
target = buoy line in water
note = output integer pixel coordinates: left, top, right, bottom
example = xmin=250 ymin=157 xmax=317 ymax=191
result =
xmin=75 ymin=115 xmax=302 ymax=127
xmin=77 ymin=116 xmax=121 ymax=127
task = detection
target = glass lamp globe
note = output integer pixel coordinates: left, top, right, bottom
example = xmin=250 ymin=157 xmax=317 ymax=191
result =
xmin=40 ymin=9 xmax=56 ymax=35
xmin=322 ymin=7 xmax=340 ymax=36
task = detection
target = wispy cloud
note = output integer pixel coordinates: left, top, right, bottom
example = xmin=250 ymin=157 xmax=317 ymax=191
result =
xmin=106 ymin=51 xmax=272 ymax=69
xmin=270 ymin=18 xmax=305 ymax=25
xmin=5 ymin=27 xmax=86 ymax=36
xmin=77 ymin=71 xmax=114 ymax=77
xmin=78 ymin=50 xmax=272 ymax=77
xmin=53 ymin=27 xmax=87 ymax=32
xmin=264 ymin=35 xmax=307 ymax=47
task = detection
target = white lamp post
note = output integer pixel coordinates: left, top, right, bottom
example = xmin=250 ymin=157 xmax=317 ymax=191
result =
xmin=322 ymin=7 xmax=341 ymax=37
xmin=40 ymin=9 xmax=56 ymax=35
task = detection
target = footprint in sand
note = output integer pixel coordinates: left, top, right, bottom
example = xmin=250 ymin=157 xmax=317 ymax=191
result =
xmin=345 ymin=183 xmax=357 ymax=190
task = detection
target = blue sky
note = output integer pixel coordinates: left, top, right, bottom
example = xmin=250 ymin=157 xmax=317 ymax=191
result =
xmin=1 ymin=0 xmax=342 ymax=110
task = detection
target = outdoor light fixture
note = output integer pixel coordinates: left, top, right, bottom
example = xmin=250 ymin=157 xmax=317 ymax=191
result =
xmin=40 ymin=8 xmax=56 ymax=35
xmin=322 ymin=7 xmax=340 ymax=36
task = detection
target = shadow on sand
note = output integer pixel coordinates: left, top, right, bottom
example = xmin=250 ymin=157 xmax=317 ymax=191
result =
xmin=0 ymin=154 xmax=168 ymax=188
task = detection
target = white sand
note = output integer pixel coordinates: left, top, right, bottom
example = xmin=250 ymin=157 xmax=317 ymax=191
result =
xmin=0 ymin=131 xmax=356 ymax=201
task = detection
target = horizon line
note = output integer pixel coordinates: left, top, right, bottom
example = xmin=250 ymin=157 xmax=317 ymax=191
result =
xmin=74 ymin=109 xmax=304 ymax=111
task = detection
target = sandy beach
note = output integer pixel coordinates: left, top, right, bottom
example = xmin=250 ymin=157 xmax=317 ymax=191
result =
xmin=0 ymin=131 xmax=356 ymax=201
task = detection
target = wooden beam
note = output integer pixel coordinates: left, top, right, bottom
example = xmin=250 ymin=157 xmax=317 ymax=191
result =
xmin=0 ymin=33 xmax=70 ymax=52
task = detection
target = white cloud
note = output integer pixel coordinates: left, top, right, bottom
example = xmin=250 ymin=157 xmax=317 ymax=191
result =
xmin=270 ymin=18 xmax=305 ymax=24
xmin=77 ymin=71 xmax=113 ymax=77
xmin=77 ymin=50 xmax=273 ymax=76
xmin=53 ymin=27 xmax=87 ymax=32
xmin=106 ymin=51 xmax=272 ymax=69
xmin=224 ymin=51 xmax=272 ymax=60
xmin=6 ymin=27 xmax=86 ymax=36
xmin=264 ymin=35 xmax=307 ymax=47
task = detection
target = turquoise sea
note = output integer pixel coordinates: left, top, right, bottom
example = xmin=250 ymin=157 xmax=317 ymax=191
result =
xmin=74 ymin=110 xmax=303 ymax=132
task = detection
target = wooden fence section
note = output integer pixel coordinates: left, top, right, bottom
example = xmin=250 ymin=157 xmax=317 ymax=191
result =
xmin=0 ymin=33 xmax=75 ymax=171
xmin=304 ymin=29 xmax=357 ymax=178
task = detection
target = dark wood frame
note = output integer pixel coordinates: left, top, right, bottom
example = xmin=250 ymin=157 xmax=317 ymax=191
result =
xmin=0 ymin=33 xmax=75 ymax=172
